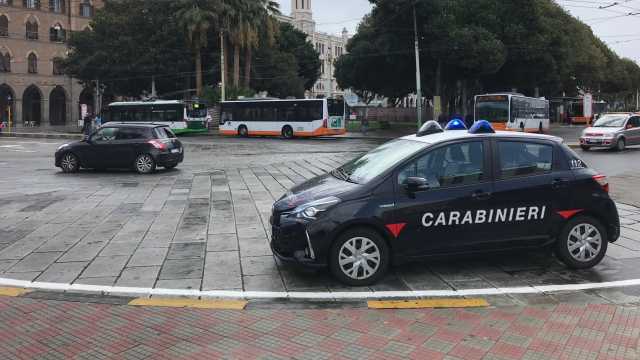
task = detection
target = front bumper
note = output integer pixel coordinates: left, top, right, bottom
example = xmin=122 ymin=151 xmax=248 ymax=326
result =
xmin=579 ymin=137 xmax=616 ymax=148
xmin=270 ymin=215 xmax=327 ymax=269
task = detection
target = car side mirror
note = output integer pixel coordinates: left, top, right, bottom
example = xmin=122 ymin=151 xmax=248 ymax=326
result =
xmin=404 ymin=177 xmax=430 ymax=193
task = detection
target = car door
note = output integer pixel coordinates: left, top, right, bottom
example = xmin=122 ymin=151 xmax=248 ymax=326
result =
xmin=488 ymin=139 xmax=565 ymax=248
xmin=112 ymin=127 xmax=144 ymax=168
xmin=86 ymin=127 xmax=120 ymax=168
xmin=626 ymin=116 xmax=640 ymax=145
xmin=391 ymin=140 xmax=494 ymax=258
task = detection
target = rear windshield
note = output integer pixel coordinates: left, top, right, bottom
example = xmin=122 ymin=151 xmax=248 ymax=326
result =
xmin=155 ymin=127 xmax=176 ymax=139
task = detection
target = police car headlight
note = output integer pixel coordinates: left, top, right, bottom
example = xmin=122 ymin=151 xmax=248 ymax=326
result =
xmin=293 ymin=196 xmax=341 ymax=220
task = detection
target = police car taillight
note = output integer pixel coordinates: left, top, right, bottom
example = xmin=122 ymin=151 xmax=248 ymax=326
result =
xmin=593 ymin=174 xmax=609 ymax=193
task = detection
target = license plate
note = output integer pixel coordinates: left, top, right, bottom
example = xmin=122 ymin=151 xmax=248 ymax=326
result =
xmin=587 ymin=140 xmax=600 ymax=144
xmin=171 ymin=148 xmax=180 ymax=153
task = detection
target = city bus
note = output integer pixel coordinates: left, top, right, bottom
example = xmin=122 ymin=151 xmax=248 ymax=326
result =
xmin=102 ymin=100 xmax=208 ymax=135
xmin=474 ymin=93 xmax=550 ymax=133
xmin=219 ymin=98 xmax=347 ymax=138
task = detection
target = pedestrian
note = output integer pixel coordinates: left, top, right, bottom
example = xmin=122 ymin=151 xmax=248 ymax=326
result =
xmin=464 ymin=114 xmax=474 ymax=128
xmin=82 ymin=114 xmax=93 ymax=138
xmin=94 ymin=114 xmax=102 ymax=129
xmin=361 ymin=117 xmax=369 ymax=135
xmin=0 ymin=121 xmax=5 ymax=135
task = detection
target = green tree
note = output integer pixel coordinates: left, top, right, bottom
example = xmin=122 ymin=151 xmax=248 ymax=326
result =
xmin=176 ymin=0 xmax=220 ymax=97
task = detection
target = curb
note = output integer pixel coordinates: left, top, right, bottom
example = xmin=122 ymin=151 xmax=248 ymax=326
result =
xmin=0 ymin=132 xmax=82 ymax=140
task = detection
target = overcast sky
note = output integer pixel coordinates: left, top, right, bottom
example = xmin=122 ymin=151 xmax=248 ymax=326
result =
xmin=276 ymin=0 xmax=640 ymax=63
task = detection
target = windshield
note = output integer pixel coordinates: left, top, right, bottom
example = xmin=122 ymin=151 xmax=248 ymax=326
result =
xmin=476 ymin=101 xmax=509 ymax=123
xmin=336 ymin=139 xmax=427 ymax=184
xmin=187 ymin=104 xmax=207 ymax=118
xmin=593 ymin=115 xmax=627 ymax=128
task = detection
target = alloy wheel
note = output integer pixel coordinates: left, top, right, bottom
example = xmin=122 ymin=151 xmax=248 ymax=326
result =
xmin=136 ymin=155 xmax=154 ymax=173
xmin=338 ymin=236 xmax=381 ymax=280
xmin=61 ymin=153 xmax=78 ymax=172
xmin=567 ymin=223 xmax=602 ymax=263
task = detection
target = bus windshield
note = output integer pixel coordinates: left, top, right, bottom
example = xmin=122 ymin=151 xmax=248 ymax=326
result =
xmin=593 ymin=115 xmax=627 ymax=128
xmin=476 ymin=100 xmax=509 ymax=123
xmin=187 ymin=106 xmax=207 ymax=118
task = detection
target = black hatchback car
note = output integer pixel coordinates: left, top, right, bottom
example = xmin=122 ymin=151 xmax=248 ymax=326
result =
xmin=55 ymin=123 xmax=184 ymax=174
xmin=270 ymin=121 xmax=620 ymax=286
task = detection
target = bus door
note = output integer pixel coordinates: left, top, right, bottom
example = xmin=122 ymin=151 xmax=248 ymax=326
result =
xmin=327 ymin=99 xmax=346 ymax=130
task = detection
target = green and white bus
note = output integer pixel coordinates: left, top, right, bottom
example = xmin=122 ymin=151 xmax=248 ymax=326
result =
xmin=103 ymin=100 xmax=208 ymax=135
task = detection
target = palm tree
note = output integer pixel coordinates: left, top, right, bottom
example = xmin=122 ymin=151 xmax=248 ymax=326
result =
xmin=177 ymin=0 xmax=219 ymax=97
xmin=243 ymin=0 xmax=280 ymax=88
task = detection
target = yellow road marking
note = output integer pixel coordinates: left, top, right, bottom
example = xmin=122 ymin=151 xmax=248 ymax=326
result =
xmin=0 ymin=287 xmax=31 ymax=297
xmin=368 ymin=298 xmax=489 ymax=309
xmin=128 ymin=298 xmax=247 ymax=310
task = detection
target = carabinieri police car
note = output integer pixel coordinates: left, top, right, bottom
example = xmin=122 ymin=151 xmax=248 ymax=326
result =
xmin=270 ymin=120 xmax=620 ymax=286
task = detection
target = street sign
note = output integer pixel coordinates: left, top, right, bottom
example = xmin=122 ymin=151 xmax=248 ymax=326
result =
xmin=584 ymin=93 xmax=593 ymax=118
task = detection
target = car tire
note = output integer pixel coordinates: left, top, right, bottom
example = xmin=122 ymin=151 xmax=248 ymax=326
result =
xmin=60 ymin=152 xmax=80 ymax=173
xmin=555 ymin=215 xmax=608 ymax=269
xmin=329 ymin=227 xmax=389 ymax=286
xmin=238 ymin=125 xmax=249 ymax=137
xmin=282 ymin=125 xmax=294 ymax=139
xmin=616 ymin=138 xmax=626 ymax=151
xmin=135 ymin=154 xmax=156 ymax=174
xmin=580 ymin=145 xmax=590 ymax=151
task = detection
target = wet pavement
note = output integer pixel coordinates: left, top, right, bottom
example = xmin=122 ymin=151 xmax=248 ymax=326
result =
xmin=1 ymin=137 xmax=640 ymax=302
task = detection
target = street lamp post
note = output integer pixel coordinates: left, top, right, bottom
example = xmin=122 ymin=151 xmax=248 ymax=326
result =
xmin=413 ymin=5 xmax=423 ymax=129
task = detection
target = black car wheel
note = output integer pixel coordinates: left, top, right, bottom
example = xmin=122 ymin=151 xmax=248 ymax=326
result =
xmin=135 ymin=154 xmax=156 ymax=174
xmin=60 ymin=152 xmax=80 ymax=173
xmin=616 ymin=138 xmax=626 ymax=151
xmin=329 ymin=227 xmax=389 ymax=286
xmin=282 ymin=125 xmax=294 ymax=139
xmin=238 ymin=125 xmax=249 ymax=137
xmin=555 ymin=215 xmax=608 ymax=269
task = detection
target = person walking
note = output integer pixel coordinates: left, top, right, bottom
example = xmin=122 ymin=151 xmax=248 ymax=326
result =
xmin=82 ymin=114 xmax=93 ymax=138
xmin=0 ymin=121 xmax=5 ymax=135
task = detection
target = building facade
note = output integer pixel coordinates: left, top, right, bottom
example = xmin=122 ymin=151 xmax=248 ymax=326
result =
xmin=0 ymin=0 xmax=103 ymax=131
xmin=278 ymin=0 xmax=349 ymax=98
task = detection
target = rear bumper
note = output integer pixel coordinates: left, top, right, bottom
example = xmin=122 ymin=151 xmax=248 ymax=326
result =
xmin=155 ymin=152 xmax=184 ymax=166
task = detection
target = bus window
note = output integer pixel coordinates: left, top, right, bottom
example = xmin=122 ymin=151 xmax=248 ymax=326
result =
xmin=221 ymin=104 xmax=234 ymax=123
xmin=260 ymin=104 xmax=275 ymax=122
xmin=133 ymin=110 xmax=150 ymax=122
xmin=151 ymin=110 xmax=164 ymax=123
xmin=307 ymin=101 xmax=324 ymax=120
xmin=165 ymin=110 xmax=179 ymax=122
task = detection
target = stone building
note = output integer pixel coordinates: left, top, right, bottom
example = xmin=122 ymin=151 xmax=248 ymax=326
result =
xmin=278 ymin=0 xmax=349 ymax=98
xmin=0 ymin=0 xmax=103 ymax=131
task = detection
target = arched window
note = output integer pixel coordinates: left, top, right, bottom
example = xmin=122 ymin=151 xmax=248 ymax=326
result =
xmin=23 ymin=0 xmax=40 ymax=9
xmin=52 ymin=58 xmax=63 ymax=75
xmin=79 ymin=0 xmax=92 ymax=17
xmin=49 ymin=23 xmax=65 ymax=42
xmin=49 ymin=0 xmax=64 ymax=13
xmin=28 ymin=52 xmax=37 ymax=73
xmin=0 ymin=52 xmax=10 ymax=72
xmin=0 ymin=15 xmax=7 ymax=37
xmin=26 ymin=19 xmax=38 ymax=40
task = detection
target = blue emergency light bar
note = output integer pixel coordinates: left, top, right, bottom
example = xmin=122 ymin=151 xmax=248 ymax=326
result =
xmin=445 ymin=119 xmax=467 ymax=131
xmin=469 ymin=120 xmax=495 ymax=134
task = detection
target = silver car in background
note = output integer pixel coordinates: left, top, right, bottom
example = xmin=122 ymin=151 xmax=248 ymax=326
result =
xmin=580 ymin=113 xmax=640 ymax=151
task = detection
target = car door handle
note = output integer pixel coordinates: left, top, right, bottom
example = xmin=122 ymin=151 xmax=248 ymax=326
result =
xmin=471 ymin=191 xmax=491 ymax=201
xmin=552 ymin=178 xmax=570 ymax=189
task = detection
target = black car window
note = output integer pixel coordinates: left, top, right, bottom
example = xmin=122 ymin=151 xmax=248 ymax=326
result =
xmin=628 ymin=117 xmax=640 ymax=128
xmin=91 ymin=127 xmax=118 ymax=142
xmin=116 ymin=128 xmax=145 ymax=140
xmin=398 ymin=141 xmax=485 ymax=189
xmin=498 ymin=141 xmax=553 ymax=179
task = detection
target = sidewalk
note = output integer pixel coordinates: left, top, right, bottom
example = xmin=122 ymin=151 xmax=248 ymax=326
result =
xmin=1 ymin=294 xmax=639 ymax=359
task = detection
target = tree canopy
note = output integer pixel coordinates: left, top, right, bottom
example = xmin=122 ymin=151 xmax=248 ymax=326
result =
xmin=335 ymin=0 xmax=640 ymax=111
xmin=61 ymin=0 xmax=320 ymax=101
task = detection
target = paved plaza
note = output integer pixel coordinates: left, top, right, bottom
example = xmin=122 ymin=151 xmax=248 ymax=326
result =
xmin=2 ymin=137 xmax=640 ymax=302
